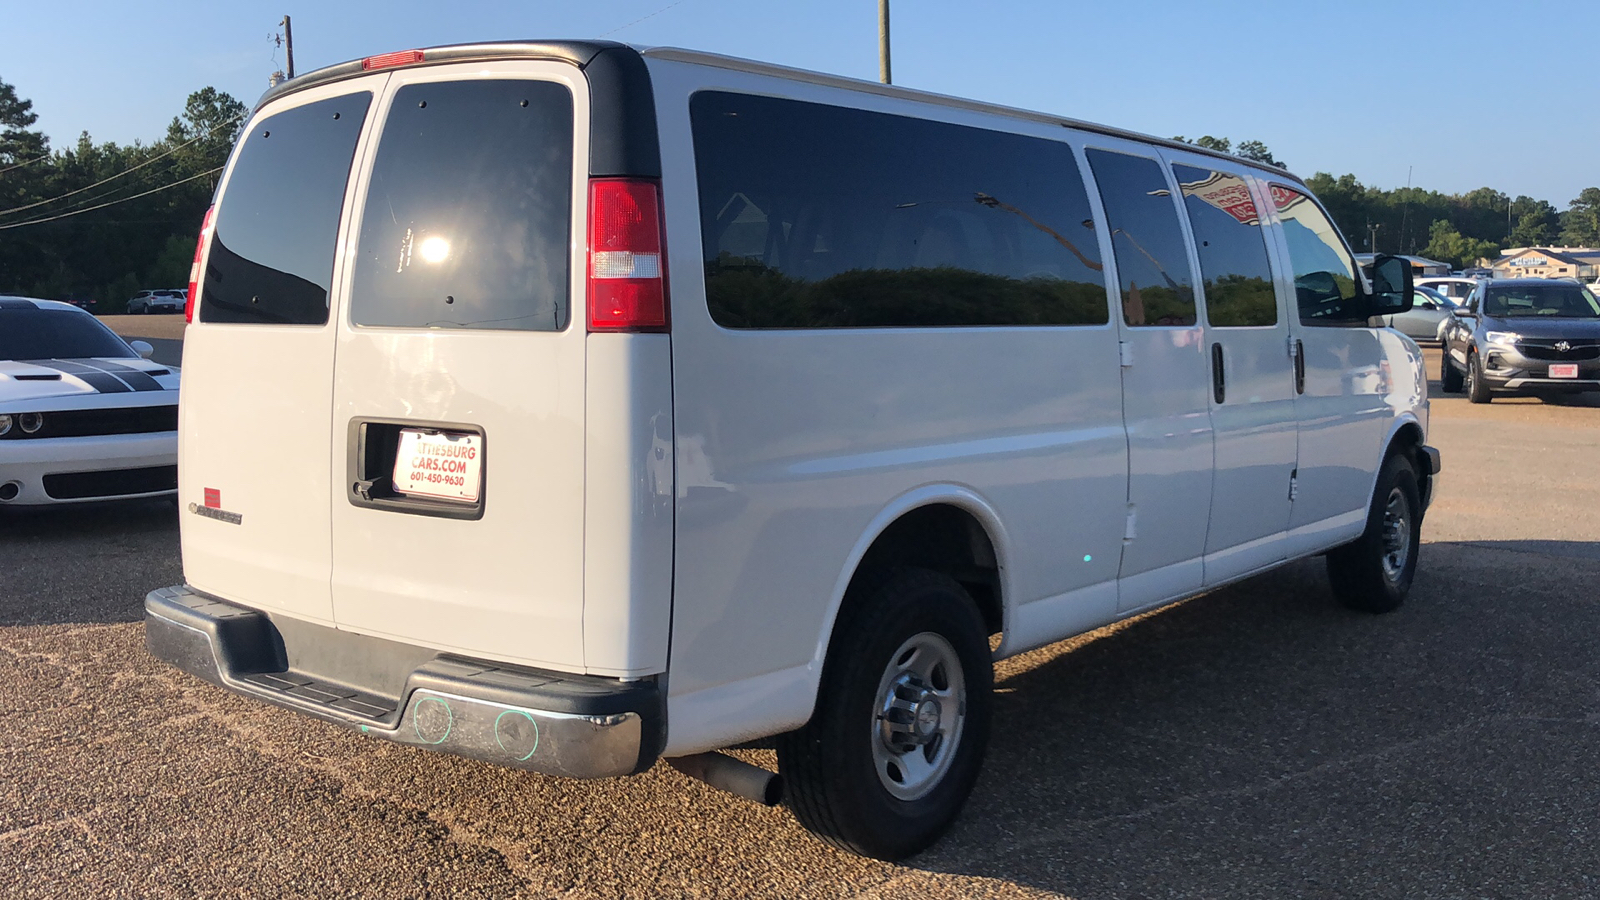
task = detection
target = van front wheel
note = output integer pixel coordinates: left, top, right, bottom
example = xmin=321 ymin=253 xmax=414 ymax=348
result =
xmin=1326 ymin=453 xmax=1421 ymax=613
xmin=776 ymin=569 xmax=993 ymax=861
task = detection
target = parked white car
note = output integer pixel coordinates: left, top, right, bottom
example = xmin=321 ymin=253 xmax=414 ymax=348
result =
xmin=0 ymin=296 xmax=179 ymax=505
xmin=145 ymin=41 xmax=1439 ymax=860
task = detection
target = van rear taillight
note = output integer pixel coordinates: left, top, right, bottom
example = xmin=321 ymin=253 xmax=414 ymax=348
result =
xmin=587 ymin=178 xmax=668 ymax=332
xmin=362 ymin=49 xmax=425 ymax=70
xmin=186 ymin=205 xmax=214 ymax=323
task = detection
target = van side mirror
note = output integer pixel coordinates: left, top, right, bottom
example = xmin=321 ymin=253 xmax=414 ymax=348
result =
xmin=1368 ymin=255 xmax=1413 ymax=315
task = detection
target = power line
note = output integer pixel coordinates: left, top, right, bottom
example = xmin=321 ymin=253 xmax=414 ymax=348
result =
xmin=598 ymin=0 xmax=689 ymax=37
xmin=0 ymin=166 xmax=223 ymax=230
xmin=0 ymin=152 xmax=52 ymax=177
xmin=0 ymin=111 xmax=243 ymax=220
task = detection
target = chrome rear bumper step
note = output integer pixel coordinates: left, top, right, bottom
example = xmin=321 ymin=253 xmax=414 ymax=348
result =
xmin=145 ymin=585 xmax=663 ymax=778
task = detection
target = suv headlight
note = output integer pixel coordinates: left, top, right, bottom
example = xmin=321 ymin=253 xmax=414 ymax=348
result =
xmin=1484 ymin=331 xmax=1520 ymax=345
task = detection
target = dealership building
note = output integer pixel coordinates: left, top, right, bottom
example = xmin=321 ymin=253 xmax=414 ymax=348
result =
xmin=1488 ymin=247 xmax=1600 ymax=281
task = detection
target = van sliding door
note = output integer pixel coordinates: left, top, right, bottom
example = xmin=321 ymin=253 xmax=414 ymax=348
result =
xmin=1165 ymin=158 xmax=1299 ymax=584
xmin=1084 ymin=147 xmax=1214 ymax=610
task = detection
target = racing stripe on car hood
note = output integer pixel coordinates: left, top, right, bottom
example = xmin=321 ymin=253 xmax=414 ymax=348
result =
xmin=19 ymin=359 xmax=130 ymax=393
xmin=62 ymin=358 xmax=166 ymax=392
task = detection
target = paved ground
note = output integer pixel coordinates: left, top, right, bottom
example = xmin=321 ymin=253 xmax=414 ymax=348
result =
xmin=98 ymin=314 xmax=186 ymax=367
xmin=4 ymin=345 xmax=1598 ymax=898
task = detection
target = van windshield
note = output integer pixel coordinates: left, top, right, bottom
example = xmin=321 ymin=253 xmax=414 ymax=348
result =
xmin=1484 ymin=284 xmax=1600 ymax=318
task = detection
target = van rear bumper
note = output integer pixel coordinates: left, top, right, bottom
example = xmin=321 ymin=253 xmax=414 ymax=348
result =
xmin=144 ymin=585 xmax=663 ymax=779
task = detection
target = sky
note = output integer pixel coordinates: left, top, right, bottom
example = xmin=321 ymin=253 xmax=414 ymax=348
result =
xmin=2 ymin=0 xmax=1595 ymax=207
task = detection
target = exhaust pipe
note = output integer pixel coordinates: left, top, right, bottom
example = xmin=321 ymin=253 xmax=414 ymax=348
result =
xmin=668 ymin=752 xmax=783 ymax=806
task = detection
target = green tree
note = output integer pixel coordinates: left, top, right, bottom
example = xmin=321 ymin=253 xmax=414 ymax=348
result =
xmin=1235 ymin=139 xmax=1283 ymax=168
xmin=1422 ymin=219 xmax=1498 ymax=269
xmin=1559 ymin=187 xmax=1600 ymax=246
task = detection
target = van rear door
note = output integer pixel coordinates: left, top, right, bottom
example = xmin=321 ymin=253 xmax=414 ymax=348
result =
xmin=326 ymin=62 xmax=592 ymax=672
xmin=181 ymin=77 xmax=386 ymax=624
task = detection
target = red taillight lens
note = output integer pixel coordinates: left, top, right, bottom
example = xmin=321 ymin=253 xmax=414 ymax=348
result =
xmin=587 ymin=178 xmax=668 ymax=332
xmin=186 ymin=205 xmax=214 ymax=323
xmin=362 ymin=49 xmax=425 ymax=71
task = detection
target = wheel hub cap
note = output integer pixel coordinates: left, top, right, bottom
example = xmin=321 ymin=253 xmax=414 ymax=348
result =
xmin=1380 ymin=487 xmax=1411 ymax=582
xmin=872 ymin=632 xmax=967 ymax=801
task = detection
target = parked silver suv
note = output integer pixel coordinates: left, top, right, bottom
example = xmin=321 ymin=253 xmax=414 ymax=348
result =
xmin=1440 ymin=278 xmax=1600 ymax=402
xmin=128 ymin=289 xmax=186 ymax=314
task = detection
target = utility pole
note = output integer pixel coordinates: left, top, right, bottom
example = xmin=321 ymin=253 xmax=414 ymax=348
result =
xmin=282 ymin=15 xmax=296 ymax=79
xmin=1368 ymin=222 xmax=1382 ymax=254
xmin=878 ymin=0 xmax=891 ymax=84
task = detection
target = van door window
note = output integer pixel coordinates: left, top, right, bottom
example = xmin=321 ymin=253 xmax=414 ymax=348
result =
xmin=1272 ymin=186 xmax=1361 ymax=324
xmin=1171 ymin=164 xmax=1276 ymax=327
xmin=690 ymin=91 xmax=1107 ymax=329
xmin=350 ymin=80 xmax=574 ymax=331
xmin=1085 ymin=150 xmax=1197 ymax=327
xmin=201 ymin=93 xmax=373 ymax=325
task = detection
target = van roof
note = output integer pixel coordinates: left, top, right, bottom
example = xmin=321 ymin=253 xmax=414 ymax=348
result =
xmin=257 ymin=40 xmax=1301 ymax=185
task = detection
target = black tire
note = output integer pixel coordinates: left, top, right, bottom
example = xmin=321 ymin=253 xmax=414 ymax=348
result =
xmin=1326 ymin=453 xmax=1421 ymax=613
xmin=776 ymin=568 xmax=993 ymax=861
xmin=1466 ymin=350 xmax=1492 ymax=403
xmin=1439 ymin=353 xmax=1463 ymax=393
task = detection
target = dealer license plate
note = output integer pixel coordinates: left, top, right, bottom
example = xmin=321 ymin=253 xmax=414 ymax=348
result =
xmin=1549 ymin=364 xmax=1579 ymax=379
xmin=392 ymin=429 xmax=482 ymax=503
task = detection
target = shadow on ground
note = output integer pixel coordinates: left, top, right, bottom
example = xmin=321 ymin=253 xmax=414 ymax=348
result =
xmin=0 ymin=499 xmax=179 ymax=626
xmin=903 ymin=540 xmax=1600 ymax=897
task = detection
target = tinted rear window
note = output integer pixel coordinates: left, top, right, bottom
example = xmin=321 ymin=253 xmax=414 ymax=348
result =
xmin=691 ymin=91 xmax=1108 ymax=329
xmin=202 ymin=93 xmax=372 ymax=325
xmin=0 ymin=308 xmax=134 ymax=359
xmin=349 ymin=80 xmax=574 ymax=332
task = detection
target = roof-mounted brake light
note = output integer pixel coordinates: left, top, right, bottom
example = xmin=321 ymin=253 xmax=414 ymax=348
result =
xmin=362 ymin=49 xmax=425 ymax=71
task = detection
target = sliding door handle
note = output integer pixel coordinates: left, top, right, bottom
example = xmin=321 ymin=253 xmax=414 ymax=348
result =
xmin=1211 ymin=342 xmax=1226 ymax=404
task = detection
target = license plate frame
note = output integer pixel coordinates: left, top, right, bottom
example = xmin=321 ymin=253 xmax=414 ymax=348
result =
xmin=392 ymin=428 xmax=483 ymax=503
xmin=1549 ymin=363 xmax=1579 ymax=379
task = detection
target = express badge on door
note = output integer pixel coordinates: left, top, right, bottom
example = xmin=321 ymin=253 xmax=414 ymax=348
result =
xmin=392 ymin=429 xmax=482 ymax=503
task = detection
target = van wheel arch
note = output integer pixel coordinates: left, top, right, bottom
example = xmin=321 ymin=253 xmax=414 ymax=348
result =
xmin=837 ymin=503 xmax=1004 ymax=644
xmin=1382 ymin=422 xmax=1431 ymax=519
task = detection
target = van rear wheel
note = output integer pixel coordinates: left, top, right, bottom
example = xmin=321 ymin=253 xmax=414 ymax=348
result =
xmin=1326 ymin=453 xmax=1420 ymax=613
xmin=776 ymin=568 xmax=992 ymax=861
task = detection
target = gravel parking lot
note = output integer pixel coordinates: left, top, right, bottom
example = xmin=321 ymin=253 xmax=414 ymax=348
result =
xmin=4 ymin=344 xmax=1598 ymax=898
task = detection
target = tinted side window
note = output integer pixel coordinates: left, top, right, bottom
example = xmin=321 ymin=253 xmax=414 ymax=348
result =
xmin=351 ymin=80 xmax=573 ymax=332
xmin=1085 ymin=150 xmax=1196 ymax=327
xmin=203 ymin=93 xmax=372 ymax=325
xmin=1171 ymin=164 xmax=1276 ymax=327
xmin=691 ymin=92 xmax=1108 ymax=329
xmin=1273 ymin=186 xmax=1361 ymax=324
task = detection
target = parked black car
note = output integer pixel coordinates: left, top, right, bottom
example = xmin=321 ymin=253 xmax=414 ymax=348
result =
xmin=1440 ymin=278 xmax=1600 ymax=403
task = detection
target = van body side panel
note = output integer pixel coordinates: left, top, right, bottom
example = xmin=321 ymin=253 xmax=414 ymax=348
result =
xmin=326 ymin=62 xmax=594 ymax=671
xmin=180 ymin=78 xmax=389 ymax=624
xmin=582 ymin=333 xmax=674 ymax=677
xmin=652 ymin=60 xmax=1127 ymax=752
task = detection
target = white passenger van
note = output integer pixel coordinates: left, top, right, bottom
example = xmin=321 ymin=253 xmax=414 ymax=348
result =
xmin=147 ymin=41 xmax=1440 ymax=860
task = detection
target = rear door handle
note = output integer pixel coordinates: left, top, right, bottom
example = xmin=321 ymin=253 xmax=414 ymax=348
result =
xmin=1293 ymin=339 xmax=1306 ymax=395
xmin=1211 ymin=342 xmax=1226 ymax=404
